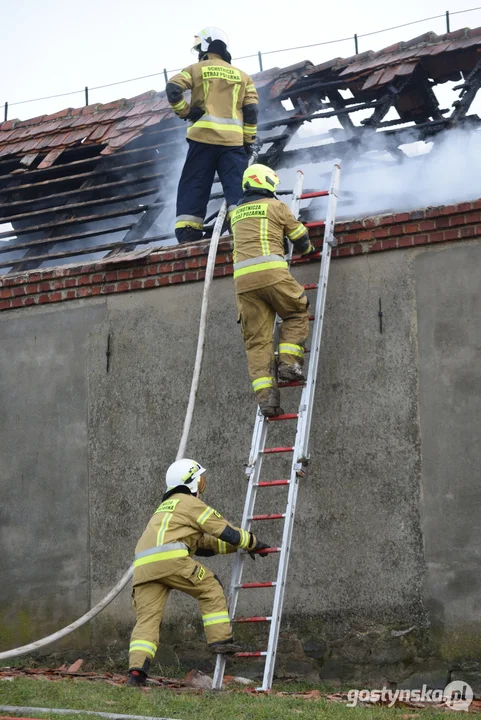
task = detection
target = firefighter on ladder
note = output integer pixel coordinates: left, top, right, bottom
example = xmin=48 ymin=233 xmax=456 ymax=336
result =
xmin=232 ymin=164 xmax=319 ymax=418
xmin=166 ymin=27 xmax=259 ymax=244
xmin=127 ymin=459 xmax=270 ymax=686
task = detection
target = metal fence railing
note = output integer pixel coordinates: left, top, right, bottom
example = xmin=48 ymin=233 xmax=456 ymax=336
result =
xmin=3 ymin=6 xmax=481 ymax=123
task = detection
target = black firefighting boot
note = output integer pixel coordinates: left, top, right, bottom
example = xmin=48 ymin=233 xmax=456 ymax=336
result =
xmin=127 ymin=658 xmax=150 ymax=687
xmin=175 ymin=226 xmax=203 ymax=244
xmin=127 ymin=669 xmax=147 ymax=686
xmin=278 ymin=362 xmax=306 ymax=383
xmin=209 ymin=638 xmax=242 ymax=655
xmin=256 ymin=387 xmax=284 ymax=418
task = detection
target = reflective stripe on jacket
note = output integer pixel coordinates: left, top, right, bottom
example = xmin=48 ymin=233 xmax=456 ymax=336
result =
xmin=231 ymin=196 xmax=309 ymax=292
xmin=132 ymin=491 xmax=251 ymax=586
xmin=166 ymin=54 xmax=258 ymax=147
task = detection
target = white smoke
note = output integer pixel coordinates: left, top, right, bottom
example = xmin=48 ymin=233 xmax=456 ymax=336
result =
xmin=277 ymin=126 xmax=481 ymax=221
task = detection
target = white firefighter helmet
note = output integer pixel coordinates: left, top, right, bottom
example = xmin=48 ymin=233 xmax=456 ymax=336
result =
xmin=192 ymin=27 xmax=229 ymax=55
xmin=165 ymin=458 xmax=207 ymax=495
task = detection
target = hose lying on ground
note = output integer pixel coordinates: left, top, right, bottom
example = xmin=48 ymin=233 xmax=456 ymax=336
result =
xmin=0 ymin=203 xmax=228 ymax=662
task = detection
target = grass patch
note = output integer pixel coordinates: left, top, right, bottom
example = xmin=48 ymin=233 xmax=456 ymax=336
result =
xmin=0 ymin=678 xmax=477 ymax=720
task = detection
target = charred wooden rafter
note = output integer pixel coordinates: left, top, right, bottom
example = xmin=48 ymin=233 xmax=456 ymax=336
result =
xmin=0 ymin=172 xmax=165 ymax=217
xmin=0 ymin=228 xmax=174 ymax=270
xmin=451 ymin=56 xmax=481 ymax=122
xmin=0 ymin=223 xmax=134 ymax=256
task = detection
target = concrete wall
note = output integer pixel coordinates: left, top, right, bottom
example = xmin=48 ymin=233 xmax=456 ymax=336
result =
xmin=1 ymin=239 xmax=480 ymax=685
xmin=0 ymin=303 xmax=106 ymax=646
xmin=416 ymin=243 xmax=481 ymax=659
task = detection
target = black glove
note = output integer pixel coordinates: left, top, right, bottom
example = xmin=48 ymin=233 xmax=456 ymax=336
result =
xmin=244 ymin=142 xmax=255 ymax=157
xmin=248 ymin=540 xmax=271 ymax=560
xmin=301 ymin=242 xmax=321 ymax=259
xmin=185 ymin=106 xmax=205 ymax=123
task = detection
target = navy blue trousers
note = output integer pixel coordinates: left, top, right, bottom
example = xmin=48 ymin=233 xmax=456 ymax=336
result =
xmin=175 ymin=140 xmax=248 ymax=243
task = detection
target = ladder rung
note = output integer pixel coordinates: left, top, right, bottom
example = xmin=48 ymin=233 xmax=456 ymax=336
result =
xmin=256 ymin=479 xmax=289 ymax=487
xmin=235 ymin=651 xmax=267 ymax=657
xmin=234 ymin=616 xmax=272 ymax=623
xmin=262 ymin=446 xmax=294 ymax=454
xmin=249 ymin=513 xmax=285 ymax=520
xmin=249 ymin=547 xmax=281 ymax=554
xmin=239 ymin=582 xmax=277 ymax=589
xmin=303 ymin=283 xmax=318 ymax=290
xmin=267 ymin=413 xmax=298 ymax=422
xmin=305 ymin=220 xmax=325 ymax=228
xmin=278 ymin=380 xmax=305 ymax=388
xmin=299 ymin=190 xmax=329 ymax=199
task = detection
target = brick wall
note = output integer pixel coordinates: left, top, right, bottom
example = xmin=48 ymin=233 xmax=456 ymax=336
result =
xmin=1 ymin=199 xmax=480 ymax=312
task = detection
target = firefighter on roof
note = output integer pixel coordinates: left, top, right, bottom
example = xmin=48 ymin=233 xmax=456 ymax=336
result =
xmin=232 ymin=164 xmax=319 ymax=417
xmin=127 ymin=458 xmax=270 ymax=686
xmin=166 ymin=27 xmax=259 ymax=244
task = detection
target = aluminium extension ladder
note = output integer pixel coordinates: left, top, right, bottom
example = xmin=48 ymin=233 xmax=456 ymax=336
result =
xmin=212 ymin=163 xmax=341 ymax=691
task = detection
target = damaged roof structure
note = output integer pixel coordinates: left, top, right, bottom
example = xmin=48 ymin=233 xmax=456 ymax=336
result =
xmin=1 ymin=26 xmax=481 ymax=273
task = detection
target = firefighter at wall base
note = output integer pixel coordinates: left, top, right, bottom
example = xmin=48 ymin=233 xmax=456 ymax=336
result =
xmin=166 ymin=27 xmax=258 ymax=244
xmin=232 ymin=164 xmax=319 ymax=418
xmin=127 ymin=459 xmax=270 ymax=687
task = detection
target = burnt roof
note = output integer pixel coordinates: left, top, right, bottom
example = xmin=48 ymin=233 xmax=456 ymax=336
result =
xmin=1 ymin=26 xmax=481 ymax=274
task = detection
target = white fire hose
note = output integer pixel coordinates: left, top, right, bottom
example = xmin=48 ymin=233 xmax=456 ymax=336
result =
xmin=0 ymin=202 xmax=228 ymax=662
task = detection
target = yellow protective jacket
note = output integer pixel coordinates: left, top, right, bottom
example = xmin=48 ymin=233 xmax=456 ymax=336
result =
xmin=133 ymin=487 xmax=256 ymax=586
xmin=166 ymin=54 xmax=258 ymax=147
xmin=231 ymin=193 xmax=310 ymax=293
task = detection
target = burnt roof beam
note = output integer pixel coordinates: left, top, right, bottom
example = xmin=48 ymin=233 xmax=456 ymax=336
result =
xmin=0 ymin=202 xmax=159 ymax=241
xmin=0 ymin=143 xmax=173 ymax=183
xmin=258 ymin=101 xmax=380 ymax=131
xmin=361 ymin=76 xmax=412 ymax=129
xmin=0 ymin=228 xmax=176 ymax=270
xmin=0 ymin=158 xmax=164 ymax=196
xmin=450 ymin=56 xmax=481 ymax=123
xmin=107 ymin=191 xmax=165 ymax=256
xmin=280 ymin=78 xmax=351 ymax=99
xmin=1 ymin=181 xmax=164 ymax=225
xmin=326 ymin=90 xmax=358 ymax=138
xmin=0 ymin=173 xmax=165 ymax=222
xmin=263 ymin=120 xmax=305 ymax=167
xmin=1 ymin=235 xmax=158 ymax=270
xmin=0 ymin=223 xmax=134 ymax=256
xmin=417 ymin=73 xmax=445 ymax=122
xmin=8 ymin=169 xmax=114 ymax=273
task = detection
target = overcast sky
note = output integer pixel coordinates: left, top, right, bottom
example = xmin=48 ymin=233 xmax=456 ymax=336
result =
xmin=1 ymin=0 xmax=480 ymax=122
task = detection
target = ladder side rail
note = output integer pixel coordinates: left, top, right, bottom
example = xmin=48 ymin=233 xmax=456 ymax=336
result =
xmin=212 ymin=418 xmax=269 ymax=690
xmin=299 ymin=163 xmax=340 ymax=461
xmin=262 ymin=164 xmax=341 ymax=689
xmin=212 ymin=649 xmax=227 ymax=688
xmin=260 ymin=445 xmax=304 ymax=690
xmin=247 ymin=411 xmax=267 ymax=468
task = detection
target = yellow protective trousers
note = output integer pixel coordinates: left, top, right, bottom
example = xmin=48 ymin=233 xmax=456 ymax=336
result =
xmin=129 ymin=559 xmax=232 ymax=669
xmin=236 ymin=274 xmax=309 ymax=397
